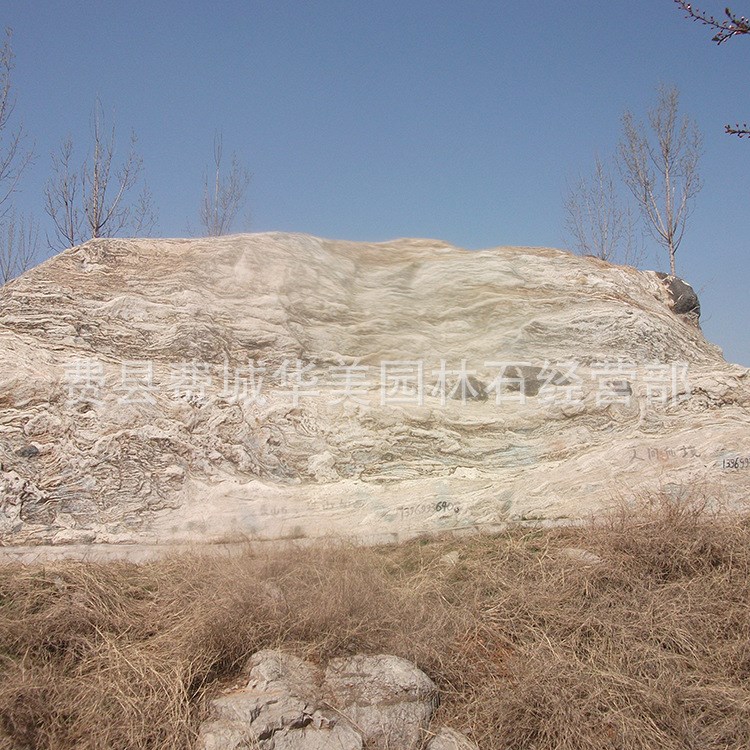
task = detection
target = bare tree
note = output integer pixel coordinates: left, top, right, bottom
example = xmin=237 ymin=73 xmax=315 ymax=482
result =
xmin=618 ymin=85 xmax=703 ymax=276
xmin=199 ymin=133 xmax=250 ymax=236
xmin=674 ymin=1 xmax=749 ymax=136
xmin=0 ymin=211 xmax=37 ymax=283
xmin=0 ymin=28 xmax=32 ymax=219
xmin=564 ymin=154 xmax=644 ymax=266
xmin=0 ymin=27 xmax=35 ymax=283
xmin=44 ymin=100 xmax=157 ymax=250
xmin=44 ymin=136 xmax=81 ymax=249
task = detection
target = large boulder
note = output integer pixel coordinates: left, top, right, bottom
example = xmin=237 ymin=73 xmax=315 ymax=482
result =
xmin=197 ymin=649 xmax=457 ymax=750
xmin=0 ymin=233 xmax=748 ymax=554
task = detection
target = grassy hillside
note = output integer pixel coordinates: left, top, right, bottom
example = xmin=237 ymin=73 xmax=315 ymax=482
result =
xmin=1 ymin=494 xmax=750 ymax=749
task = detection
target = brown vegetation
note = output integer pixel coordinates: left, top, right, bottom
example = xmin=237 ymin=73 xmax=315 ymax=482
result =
xmin=1 ymin=494 xmax=750 ymax=749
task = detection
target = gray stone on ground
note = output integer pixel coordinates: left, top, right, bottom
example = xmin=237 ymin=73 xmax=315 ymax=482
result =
xmin=426 ymin=727 xmax=479 ymax=750
xmin=323 ymin=654 xmax=439 ymax=750
xmin=198 ymin=649 xmax=449 ymax=750
xmin=559 ymin=547 xmax=604 ymax=565
xmin=198 ymin=650 xmax=337 ymax=750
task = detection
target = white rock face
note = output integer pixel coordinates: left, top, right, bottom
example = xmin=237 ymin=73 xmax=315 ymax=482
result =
xmin=0 ymin=232 xmax=748 ymax=552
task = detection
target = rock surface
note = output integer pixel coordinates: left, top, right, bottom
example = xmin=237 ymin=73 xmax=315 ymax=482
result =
xmin=197 ymin=649 xmax=451 ymax=750
xmin=0 ymin=232 xmax=748 ymax=552
xmin=655 ymin=273 xmax=701 ymax=325
xmin=426 ymin=728 xmax=479 ymax=750
xmin=324 ymin=654 xmax=439 ymax=749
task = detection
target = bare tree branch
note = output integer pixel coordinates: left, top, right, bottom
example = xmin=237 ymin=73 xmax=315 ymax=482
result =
xmin=618 ymin=85 xmax=702 ymax=276
xmin=674 ymin=1 xmax=749 ymax=42
xmin=0 ymin=211 xmax=38 ymax=284
xmin=0 ymin=28 xmax=32 ymax=221
xmin=44 ymin=136 xmax=81 ymax=249
xmin=131 ymin=183 xmax=158 ymax=236
xmin=199 ymin=133 xmax=251 ymax=236
xmin=44 ymin=100 xmax=157 ymax=250
xmin=726 ymin=122 xmax=750 ymax=137
xmin=674 ymin=2 xmax=750 ymax=136
xmin=0 ymin=28 xmax=36 ymax=282
xmin=564 ymin=154 xmax=645 ymax=267
xmin=82 ymin=101 xmax=144 ymax=239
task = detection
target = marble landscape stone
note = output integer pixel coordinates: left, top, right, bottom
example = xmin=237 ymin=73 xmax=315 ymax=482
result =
xmin=0 ymin=232 xmax=748 ymax=555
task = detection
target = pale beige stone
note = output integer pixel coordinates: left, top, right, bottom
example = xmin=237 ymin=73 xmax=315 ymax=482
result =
xmin=0 ymin=233 xmax=747 ymax=553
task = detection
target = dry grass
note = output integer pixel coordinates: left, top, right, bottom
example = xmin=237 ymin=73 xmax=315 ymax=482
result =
xmin=2 ymin=493 xmax=750 ymax=749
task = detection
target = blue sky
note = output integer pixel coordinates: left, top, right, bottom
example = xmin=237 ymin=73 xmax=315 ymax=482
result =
xmin=4 ymin=0 xmax=750 ymax=364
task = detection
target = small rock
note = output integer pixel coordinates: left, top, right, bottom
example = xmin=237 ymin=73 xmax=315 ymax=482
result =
xmin=426 ymin=727 xmax=479 ymax=750
xmin=16 ymin=444 xmax=40 ymax=458
xmin=559 ymin=547 xmax=603 ymax=566
xmin=439 ymin=551 xmax=461 ymax=566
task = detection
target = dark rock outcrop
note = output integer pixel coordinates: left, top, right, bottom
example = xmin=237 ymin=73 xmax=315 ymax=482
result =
xmin=655 ymin=272 xmax=701 ymax=326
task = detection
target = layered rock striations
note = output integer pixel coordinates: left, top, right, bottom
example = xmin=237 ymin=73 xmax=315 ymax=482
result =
xmin=0 ymin=233 xmax=748 ymax=550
